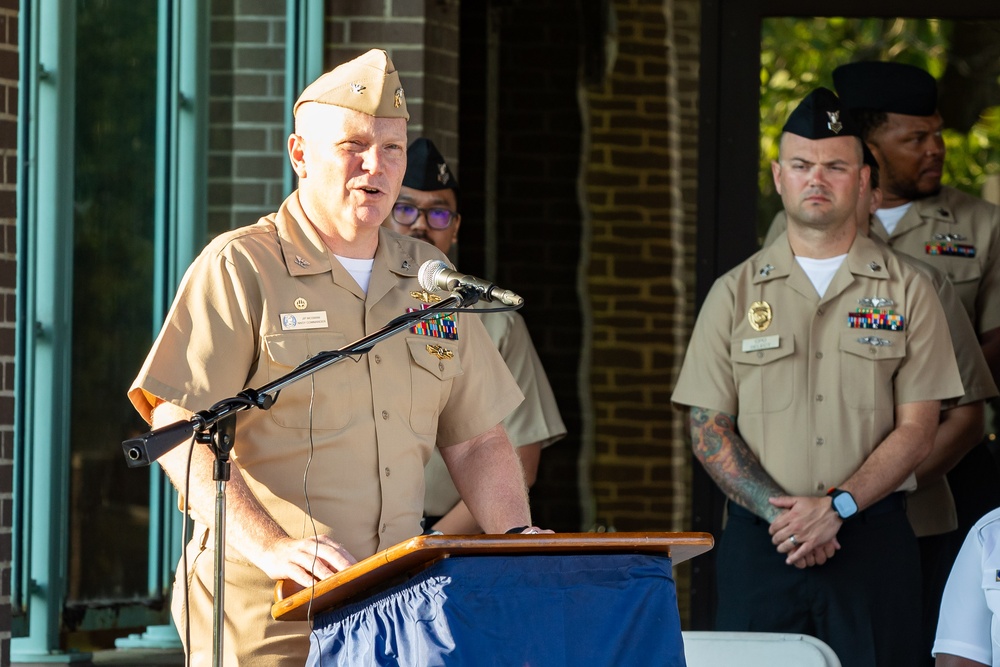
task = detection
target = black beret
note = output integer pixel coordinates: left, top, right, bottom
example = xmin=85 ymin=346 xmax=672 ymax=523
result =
xmin=833 ymin=61 xmax=938 ymax=116
xmin=782 ymin=87 xmax=861 ymax=139
xmin=402 ymin=138 xmax=458 ymax=191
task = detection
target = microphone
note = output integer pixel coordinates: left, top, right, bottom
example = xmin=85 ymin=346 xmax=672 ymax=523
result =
xmin=418 ymin=260 xmax=524 ymax=307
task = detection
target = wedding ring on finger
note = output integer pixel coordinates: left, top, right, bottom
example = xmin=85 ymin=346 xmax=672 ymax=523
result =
xmin=788 ymin=535 xmax=799 ymax=547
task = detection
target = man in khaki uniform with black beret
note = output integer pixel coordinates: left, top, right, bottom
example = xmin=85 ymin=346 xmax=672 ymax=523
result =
xmin=834 ymin=60 xmax=1000 ymax=665
xmin=672 ymin=87 xmax=963 ymax=666
xmin=764 ymin=139 xmax=999 ymax=664
xmin=129 ymin=49 xmax=544 ymax=665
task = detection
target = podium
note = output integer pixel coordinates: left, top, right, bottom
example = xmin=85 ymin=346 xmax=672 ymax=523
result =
xmin=273 ymin=532 xmax=713 ymax=666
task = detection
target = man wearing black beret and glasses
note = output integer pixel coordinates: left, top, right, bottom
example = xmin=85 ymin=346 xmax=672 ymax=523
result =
xmin=385 ymin=138 xmax=567 ymax=536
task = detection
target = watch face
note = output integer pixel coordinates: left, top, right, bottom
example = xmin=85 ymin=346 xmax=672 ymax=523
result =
xmin=833 ymin=492 xmax=858 ymax=518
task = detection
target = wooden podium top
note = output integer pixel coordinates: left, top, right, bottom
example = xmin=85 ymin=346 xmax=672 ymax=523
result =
xmin=271 ymin=531 xmax=713 ymax=622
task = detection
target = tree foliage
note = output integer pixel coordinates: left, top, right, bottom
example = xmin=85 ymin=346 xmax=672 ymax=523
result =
xmin=759 ymin=18 xmax=1000 ymax=234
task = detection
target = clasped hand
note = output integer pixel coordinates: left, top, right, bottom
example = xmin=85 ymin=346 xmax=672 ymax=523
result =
xmin=767 ymin=495 xmax=842 ymax=569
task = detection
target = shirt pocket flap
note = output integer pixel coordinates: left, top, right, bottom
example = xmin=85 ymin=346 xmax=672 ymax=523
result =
xmin=262 ymin=332 xmax=351 ymax=430
xmin=944 ymin=255 xmax=983 ymax=285
xmin=264 ymin=332 xmax=349 ymax=368
xmin=731 ymin=335 xmax=795 ymax=366
xmin=839 ymin=329 xmax=905 ymax=360
xmin=980 ymin=567 xmax=1000 ymax=591
xmin=406 ymin=337 xmax=463 ymax=381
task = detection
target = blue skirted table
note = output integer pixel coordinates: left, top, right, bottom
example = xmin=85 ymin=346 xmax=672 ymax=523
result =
xmin=272 ymin=532 xmax=713 ymax=666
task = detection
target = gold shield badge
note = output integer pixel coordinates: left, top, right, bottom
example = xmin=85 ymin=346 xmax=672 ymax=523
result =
xmin=748 ymin=301 xmax=772 ymax=332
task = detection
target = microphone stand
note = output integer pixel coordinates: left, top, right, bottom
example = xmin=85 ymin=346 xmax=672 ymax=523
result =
xmin=121 ymin=287 xmax=480 ymax=667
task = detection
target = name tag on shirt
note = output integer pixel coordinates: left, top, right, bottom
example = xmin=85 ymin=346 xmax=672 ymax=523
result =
xmin=280 ymin=311 xmax=329 ymax=331
xmin=742 ymin=335 xmax=780 ymax=352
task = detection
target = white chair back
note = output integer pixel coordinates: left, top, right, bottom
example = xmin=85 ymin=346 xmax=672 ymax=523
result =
xmin=682 ymin=631 xmax=842 ymax=667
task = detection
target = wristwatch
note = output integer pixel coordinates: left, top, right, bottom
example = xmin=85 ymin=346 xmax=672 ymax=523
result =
xmin=827 ymin=488 xmax=858 ymax=520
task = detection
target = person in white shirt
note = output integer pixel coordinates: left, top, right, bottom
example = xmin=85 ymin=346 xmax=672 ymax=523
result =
xmin=934 ymin=506 xmax=1000 ymax=666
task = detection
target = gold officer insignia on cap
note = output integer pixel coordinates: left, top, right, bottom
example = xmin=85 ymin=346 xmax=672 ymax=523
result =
xmin=293 ymin=49 xmax=409 ymax=120
xmin=826 ymin=111 xmax=842 ymax=134
xmin=748 ymin=301 xmax=772 ymax=332
xmin=294 ymin=255 xmax=310 ymax=268
xmin=426 ymin=344 xmax=454 ymax=360
xmin=294 ymin=297 xmax=308 ymax=311
xmin=411 ymin=290 xmax=442 ymax=304
xmin=869 ymin=262 xmax=882 ymax=272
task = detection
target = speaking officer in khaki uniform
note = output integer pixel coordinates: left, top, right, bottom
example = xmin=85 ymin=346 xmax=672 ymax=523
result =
xmin=672 ymin=88 xmax=964 ymax=666
xmin=128 ymin=50 xmax=546 ymax=666
xmin=382 ymin=138 xmax=567 ymax=534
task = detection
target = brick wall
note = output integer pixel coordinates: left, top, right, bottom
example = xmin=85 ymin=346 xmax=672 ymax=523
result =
xmin=583 ymin=0 xmax=693 ymax=533
xmin=0 ymin=0 xmax=15 ymax=661
xmin=325 ymin=0 xmax=459 ymax=160
xmin=208 ymin=0 xmax=289 ymax=236
xmin=581 ymin=0 xmax=700 ymax=617
xmin=458 ymin=1 xmax=587 ymax=531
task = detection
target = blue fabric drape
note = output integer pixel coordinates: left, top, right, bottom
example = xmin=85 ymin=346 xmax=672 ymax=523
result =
xmin=308 ymin=553 xmax=686 ymax=666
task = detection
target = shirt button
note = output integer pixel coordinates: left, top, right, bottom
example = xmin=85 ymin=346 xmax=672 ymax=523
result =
xmin=438 ymin=361 xmax=445 ymax=371
xmin=817 ymin=308 xmax=824 ymax=316
xmin=381 ymin=523 xmax=387 ymax=533
xmin=381 ymin=410 xmax=389 ymax=419
xmin=815 ymin=352 xmax=823 ymax=359
xmin=815 ymin=394 xmax=824 ymax=402
xmin=757 ymin=351 xmax=764 ymax=358
xmin=816 ymin=437 xmax=824 ymax=446
xmin=374 ymin=354 xmax=381 ymax=364
xmin=384 ymin=467 xmax=391 ymax=477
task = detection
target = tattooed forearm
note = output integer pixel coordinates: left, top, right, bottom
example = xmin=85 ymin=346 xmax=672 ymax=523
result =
xmin=689 ymin=406 xmax=785 ymax=522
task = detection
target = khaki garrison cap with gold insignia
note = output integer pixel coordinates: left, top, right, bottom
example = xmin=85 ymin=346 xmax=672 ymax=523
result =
xmin=293 ymin=48 xmax=409 ymax=120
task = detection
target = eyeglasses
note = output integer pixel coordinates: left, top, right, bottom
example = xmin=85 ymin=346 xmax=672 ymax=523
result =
xmin=391 ymin=203 xmax=457 ymax=230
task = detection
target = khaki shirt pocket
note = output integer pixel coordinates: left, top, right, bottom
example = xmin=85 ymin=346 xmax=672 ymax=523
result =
xmin=406 ymin=337 xmax=464 ymax=435
xmin=839 ymin=330 xmax=906 ymax=409
xmin=263 ymin=332 xmax=351 ymax=430
xmin=730 ymin=335 xmax=795 ymax=413
xmin=941 ymin=252 xmax=983 ymax=285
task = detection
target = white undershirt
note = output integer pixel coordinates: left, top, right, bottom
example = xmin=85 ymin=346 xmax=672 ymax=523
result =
xmin=334 ymin=255 xmax=374 ymax=294
xmin=875 ymin=201 xmax=914 ymax=235
xmin=795 ymin=254 xmax=847 ymax=298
